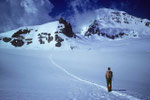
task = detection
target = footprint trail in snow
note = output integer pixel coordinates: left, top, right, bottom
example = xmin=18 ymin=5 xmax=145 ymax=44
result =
xmin=49 ymin=55 xmax=139 ymax=100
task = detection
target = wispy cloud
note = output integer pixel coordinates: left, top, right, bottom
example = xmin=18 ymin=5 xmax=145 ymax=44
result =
xmin=109 ymin=0 xmax=131 ymax=11
xmin=0 ymin=0 xmax=54 ymax=33
xmin=64 ymin=0 xmax=99 ymax=32
xmin=69 ymin=0 xmax=98 ymax=14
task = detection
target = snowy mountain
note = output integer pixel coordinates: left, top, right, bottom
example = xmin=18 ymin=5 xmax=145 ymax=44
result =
xmin=84 ymin=8 xmax=150 ymax=39
xmin=0 ymin=18 xmax=77 ymax=49
xmin=0 ymin=8 xmax=150 ymax=49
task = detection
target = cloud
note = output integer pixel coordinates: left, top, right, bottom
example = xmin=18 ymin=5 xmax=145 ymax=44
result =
xmin=70 ymin=10 xmax=97 ymax=34
xmin=109 ymin=0 xmax=131 ymax=11
xmin=0 ymin=0 xmax=54 ymax=33
xmin=69 ymin=0 xmax=98 ymax=14
xmin=64 ymin=0 xmax=98 ymax=32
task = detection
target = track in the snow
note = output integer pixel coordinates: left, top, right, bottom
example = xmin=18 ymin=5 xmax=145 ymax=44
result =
xmin=49 ymin=55 xmax=139 ymax=100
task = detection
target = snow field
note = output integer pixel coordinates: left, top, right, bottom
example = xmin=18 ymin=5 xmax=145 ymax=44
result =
xmin=1 ymin=48 xmax=148 ymax=99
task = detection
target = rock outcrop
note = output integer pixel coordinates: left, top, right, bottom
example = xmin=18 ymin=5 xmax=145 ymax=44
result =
xmin=58 ymin=17 xmax=75 ymax=38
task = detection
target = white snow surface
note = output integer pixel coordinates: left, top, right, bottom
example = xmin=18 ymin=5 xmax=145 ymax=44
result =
xmin=0 ymin=32 xmax=150 ymax=99
xmin=1 ymin=48 xmax=150 ymax=100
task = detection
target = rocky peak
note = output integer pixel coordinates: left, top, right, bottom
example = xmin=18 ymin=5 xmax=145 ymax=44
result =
xmin=85 ymin=20 xmax=129 ymax=39
xmin=84 ymin=8 xmax=150 ymax=39
xmin=58 ymin=17 xmax=75 ymax=38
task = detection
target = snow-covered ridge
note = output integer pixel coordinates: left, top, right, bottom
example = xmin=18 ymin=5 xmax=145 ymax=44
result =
xmin=0 ymin=18 xmax=76 ymax=49
xmin=84 ymin=8 xmax=150 ymax=39
xmin=0 ymin=8 xmax=150 ymax=49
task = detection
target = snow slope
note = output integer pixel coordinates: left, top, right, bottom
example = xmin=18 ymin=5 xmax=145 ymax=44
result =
xmin=84 ymin=8 xmax=150 ymax=39
xmin=1 ymin=49 xmax=148 ymax=100
xmin=0 ymin=20 xmax=78 ymax=50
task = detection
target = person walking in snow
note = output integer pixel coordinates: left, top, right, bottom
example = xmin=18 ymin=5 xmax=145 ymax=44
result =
xmin=106 ymin=67 xmax=113 ymax=92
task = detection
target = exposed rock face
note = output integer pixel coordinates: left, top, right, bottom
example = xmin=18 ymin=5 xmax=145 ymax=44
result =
xmin=84 ymin=10 xmax=140 ymax=40
xmin=12 ymin=29 xmax=31 ymax=38
xmin=85 ymin=20 xmax=123 ymax=39
xmin=55 ymin=35 xmax=64 ymax=42
xmin=55 ymin=35 xmax=64 ymax=47
xmin=38 ymin=33 xmax=53 ymax=44
xmin=84 ymin=20 xmax=137 ymax=39
xmin=3 ymin=37 xmax=12 ymax=42
xmin=85 ymin=20 xmax=99 ymax=36
xmin=85 ymin=21 xmax=129 ymax=39
xmin=0 ymin=29 xmax=33 ymax=47
xmin=145 ymin=22 xmax=150 ymax=27
xmin=11 ymin=39 xmax=24 ymax=47
xmin=59 ymin=17 xmax=75 ymax=38
xmin=25 ymin=38 xmax=32 ymax=45
xmin=55 ymin=42 xmax=61 ymax=47
xmin=0 ymin=28 xmax=66 ymax=48
xmin=10 ymin=29 xmax=32 ymax=47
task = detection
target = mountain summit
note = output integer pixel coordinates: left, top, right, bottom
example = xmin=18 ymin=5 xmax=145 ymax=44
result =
xmin=84 ymin=8 xmax=150 ymax=39
xmin=0 ymin=8 xmax=150 ymax=49
xmin=0 ymin=17 xmax=76 ymax=49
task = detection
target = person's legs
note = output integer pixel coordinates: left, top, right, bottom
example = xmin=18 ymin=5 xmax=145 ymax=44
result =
xmin=107 ymin=78 xmax=111 ymax=92
xmin=109 ymin=79 xmax=112 ymax=91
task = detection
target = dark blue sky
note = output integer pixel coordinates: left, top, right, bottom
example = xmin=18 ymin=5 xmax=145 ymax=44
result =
xmin=49 ymin=0 xmax=150 ymax=19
